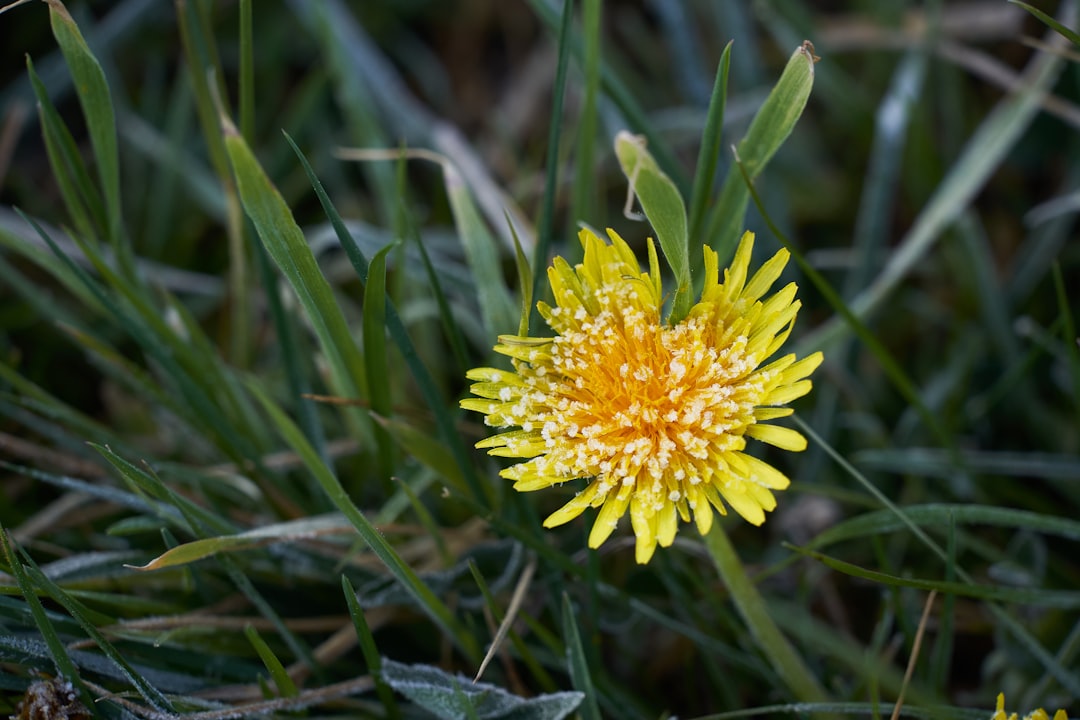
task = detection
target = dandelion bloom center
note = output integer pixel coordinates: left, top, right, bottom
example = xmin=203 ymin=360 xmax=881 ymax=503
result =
xmin=462 ymin=228 xmax=823 ymax=563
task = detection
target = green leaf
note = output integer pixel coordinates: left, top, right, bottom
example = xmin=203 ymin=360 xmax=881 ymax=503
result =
xmin=245 ymin=624 xmax=299 ymax=697
xmin=222 ymin=120 xmax=370 ymax=432
xmin=342 ymin=576 xmax=400 ymax=717
xmin=127 ymin=514 xmax=352 ymax=571
xmin=380 ymin=658 xmax=584 ymax=720
xmin=788 ymin=544 xmax=1080 ymax=608
xmin=364 ymin=242 xmax=397 ymax=483
xmin=1009 ymin=0 xmax=1080 ymax=45
xmin=561 ymin=594 xmax=601 ymax=720
xmin=687 ymin=41 xmax=733 ymax=248
xmin=614 ymin=131 xmax=691 ymax=323
xmin=46 ymin=0 xmax=123 ymax=248
xmin=705 ymin=41 xmax=816 ymax=264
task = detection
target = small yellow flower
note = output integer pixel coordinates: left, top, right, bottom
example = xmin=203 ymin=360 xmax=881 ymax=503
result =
xmin=991 ymin=692 xmax=1069 ymax=720
xmin=462 ymin=228 xmax=822 ymax=563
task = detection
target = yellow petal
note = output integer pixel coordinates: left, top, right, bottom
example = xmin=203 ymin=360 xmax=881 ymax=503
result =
xmin=742 ymin=248 xmax=790 ymax=304
xmin=656 ymin=500 xmax=678 ymax=548
xmin=767 ymin=379 xmax=813 ymax=405
xmin=741 ymin=453 xmax=792 ymax=490
xmin=588 ymin=489 xmax=631 ymax=549
xmin=722 ymin=485 xmax=766 ymax=526
xmin=543 ymin=482 xmax=600 ymax=528
xmin=745 ymin=423 xmax=807 ymax=451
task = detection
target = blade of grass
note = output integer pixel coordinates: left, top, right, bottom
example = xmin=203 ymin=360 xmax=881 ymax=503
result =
xmin=341 ymin=576 xmax=400 ymax=719
xmin=363 ymin=242 xmax=397 ymax=487
xmin=1052 ymin=263 xmax=1080 ymax=423
xmin=245 ymin=379 xmax=479 ymax=663
xmin=45 ymin=0 xmax=124 ymax=254
xmin=528 ymin=0 xmax=573 ymax=334
xmin=222 ymin=118 xmax=370 ymax=436
xmin=244 ymin=624 xmax=299 ymax=698
xmin=688 ymin=42 xmax=733 ymax=247
xmin=569 ymin=0 xmax=601 ymax=229
xmin=562 ymin=593 xmax=601 ymax=720
xmin=285 ymin=133 xmax=488 ymax=505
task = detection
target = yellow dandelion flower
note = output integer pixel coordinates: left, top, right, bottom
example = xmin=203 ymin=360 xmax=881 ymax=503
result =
xmin=991 ymin=692 xmax=1069 ymax=720
xmin=461 ymin=227 xmax=823 ymax=564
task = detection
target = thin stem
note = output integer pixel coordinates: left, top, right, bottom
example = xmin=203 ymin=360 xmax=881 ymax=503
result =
xmin=704 ymin=522 xmax=832 ymax=714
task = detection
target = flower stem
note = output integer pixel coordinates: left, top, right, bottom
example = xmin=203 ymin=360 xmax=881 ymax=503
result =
xmin=705 ymin=522 xmax=830 ymax=710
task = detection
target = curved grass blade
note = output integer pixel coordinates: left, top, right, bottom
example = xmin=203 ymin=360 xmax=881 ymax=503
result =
xmin=789 ymin=544 xmax=1080 ymax=608
xmin=245 ymin=624 xmax=299 ymax=698
xmin=245 ymin=379 xmax=479 ymax=663
xmin=222 ymin=118 xmax=370 ymax=437
xmin=284 ymin=132 xmax=488 ymax=505
xmin=528 ymin=0 xmax=574 ymax=334
xmin=342 ymin=575 xmax=400 ymax=719
xmin=45 ymin=0 xmax=123 ymax=250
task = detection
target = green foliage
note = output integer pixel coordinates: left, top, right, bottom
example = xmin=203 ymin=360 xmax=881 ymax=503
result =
xmin=1 ymin=2 xmax=1078 ymax=720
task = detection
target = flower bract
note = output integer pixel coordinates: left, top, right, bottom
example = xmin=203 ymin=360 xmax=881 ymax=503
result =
xmin=462 ymin=228 xmax=823 ymax=563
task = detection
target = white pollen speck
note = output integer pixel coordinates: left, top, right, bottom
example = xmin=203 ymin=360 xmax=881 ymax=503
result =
xmin=668 ymin=490 xmax=681 ymax=501
xmin=498 ymin=387 xmax=513 ymax=401
xmin=622 ymin=477 xmax=635 ymax=486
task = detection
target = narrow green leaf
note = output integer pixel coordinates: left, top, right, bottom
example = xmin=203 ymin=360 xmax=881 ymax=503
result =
xmin=342 ymin=576 xmax=400 ymax=718
xmin=688 ymin=41 xmax=733 ymax=247
xmin=222 ymin=121 xmax=369 ymax=429
xmin=46 ymin=0 xmax=123 ymax=248
xmin=245 ymin=380 xmax=479 ymax=662
xmin=705 ymin=41 xmax=816 ymax=264
xmin=127 ymin=514 xmax=351 ymax=571
xmin=615 ymin=131 xmax=691 ymax=323
xmin=0 ymin=529 xmax=82 ymax=689
xmin=284 ymin=133 xmax=488 ymax=505
xmin=27 ymin=57 xmax=104 ymax=243
xmin=245 ymin=625 xmax=299 ymax=697
xmin=17 ymin=547 xmax=175 ymax=712
xmin=569 ymin=0 xmax=602 ymax=229
xmin=509 ymin=212 xmax=534 ymax=337
xmin=562 ymin=593 xmax=601 ymax=720
xmin=529 ymin=0 xmax=575 ymax=334
xmin=791 ymin=543 xmax=1080 ymax=608
xmin=364 ymin=242 xmax=397 ymax=484
xmin=1009 ymin=0 xmax=1080 ymax=45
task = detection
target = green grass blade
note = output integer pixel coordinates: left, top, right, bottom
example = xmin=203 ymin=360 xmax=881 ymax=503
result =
xmin=528 ymin=0 xmax=574 ymax=333
xmin=704 ymin=41 xmax=816 ymax=265
xmin=284 ymin=132 xmax=487 ymax=505
xmin=688 ymin=42 xmax=733 ymax=247
xmin=341 ymin=575 xmax=400 ymax=718
xmin=245 ymin=379 xmax=479 ymax=663
xmin=46 ymin=0 xmax=123 ymax=251
xmin=569 ymin=0 xmax=602 ymax=229
xmin=562 ymin=593 xmax=601 ymax=720
xmin=1009 ymin=0 xmax=1080 ymax=45
xmin=363 ymin=242 xmax=397 ymax=485
xmin=245 ymin=624 xmax=299 ymax=697
xmin=1052 ymin=263 xmax=1080 ymax=422
xmin=222 ymin=121 xmax=369 ymax=430
xmin=26 ymin=58 xmax=105 ymax=243
xmin=0 ymin=528 xmax=84 ymax=691
xmin=788 ymin=545 xmax=1080 ymax=608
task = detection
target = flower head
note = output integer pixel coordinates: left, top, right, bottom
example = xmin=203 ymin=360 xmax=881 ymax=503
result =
xmin=462 ymin=228 xmax=822 ymax=563
xmin=991 ymin=692 xmax=1068 ymax=720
